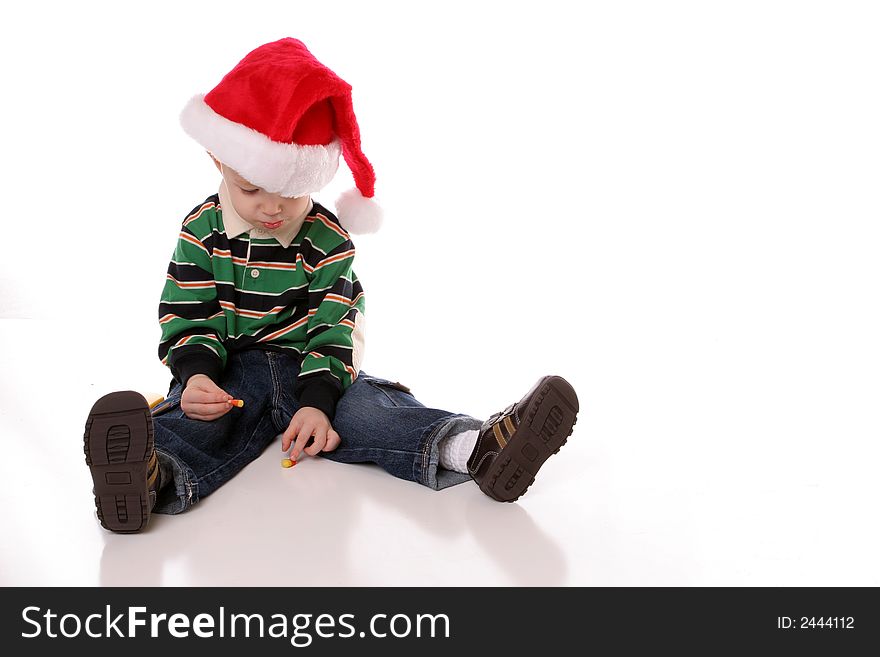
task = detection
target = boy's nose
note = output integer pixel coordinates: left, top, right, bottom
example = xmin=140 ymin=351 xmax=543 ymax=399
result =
xmin=262 ymin=203 xmax=283 ymax=216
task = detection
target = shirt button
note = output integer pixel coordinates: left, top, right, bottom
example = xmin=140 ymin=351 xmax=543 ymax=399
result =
xmin=250 ymin=269 xmax=260 ymax=279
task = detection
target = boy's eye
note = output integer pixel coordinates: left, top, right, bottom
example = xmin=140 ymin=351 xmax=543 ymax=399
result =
xmin=240 ymin=188 xmax=259 ymax=194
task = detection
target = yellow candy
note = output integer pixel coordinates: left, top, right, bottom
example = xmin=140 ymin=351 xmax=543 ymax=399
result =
xmin=281 ymin=458 xmax=294 ymax=468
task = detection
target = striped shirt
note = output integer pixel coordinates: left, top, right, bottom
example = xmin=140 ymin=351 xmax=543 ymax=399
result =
xmin=158 ymin=192 xmax=366 ymax=419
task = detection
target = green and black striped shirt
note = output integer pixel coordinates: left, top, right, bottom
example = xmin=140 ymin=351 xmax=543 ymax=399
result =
xmin=158 ymin=192 xmax=366 ymax=419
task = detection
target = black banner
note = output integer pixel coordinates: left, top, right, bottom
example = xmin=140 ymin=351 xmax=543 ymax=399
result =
xmin=0 ymin=587 xmax=876 ymax=654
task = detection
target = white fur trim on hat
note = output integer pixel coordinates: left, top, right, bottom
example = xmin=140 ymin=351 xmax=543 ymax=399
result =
xmin=335 ymin=188 xmax=383 ymax=234
xmin=180 ymin=94 xmax=341 ymax=198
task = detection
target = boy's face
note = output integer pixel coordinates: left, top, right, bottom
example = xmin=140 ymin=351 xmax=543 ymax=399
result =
xmin=211 ymin=154 xmax=310 ymax=231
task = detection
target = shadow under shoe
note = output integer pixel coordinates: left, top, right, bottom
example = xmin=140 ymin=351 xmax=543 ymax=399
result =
xmin=467 ymin=375 xmax=579 ymax=502
xmin=84 ymin=391 xmax=159 ymax=533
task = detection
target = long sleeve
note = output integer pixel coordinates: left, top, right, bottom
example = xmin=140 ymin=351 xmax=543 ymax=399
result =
xmin=294 ymin=238 xmax=366 ymax=419
xmin=158 ymin=218 xmax=228 ymax=386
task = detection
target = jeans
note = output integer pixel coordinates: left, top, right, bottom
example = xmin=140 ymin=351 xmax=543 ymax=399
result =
xmin=150 ymin=349 xmax=482 ymax=514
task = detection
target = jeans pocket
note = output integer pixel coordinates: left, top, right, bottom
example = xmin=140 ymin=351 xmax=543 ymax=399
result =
xmin=151 ymin=388 xmax=182 ymax=417
xmin=362 ymin=375 xmax=412 ymax=394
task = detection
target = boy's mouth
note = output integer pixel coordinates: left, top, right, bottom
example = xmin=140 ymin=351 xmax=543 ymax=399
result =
xmin=262 ymin=220 xmax=284 ymax=230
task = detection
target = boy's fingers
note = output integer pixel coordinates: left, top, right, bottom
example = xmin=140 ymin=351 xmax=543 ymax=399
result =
xmin=187 ymin=389 xmax=219 ymax=404
xmin=185 ymin=410 xmax=215 ymax=422
xmin=305 ymin=427 xmax=327 ymax=456
xmin=282 ymin=424 xmax=301 ymax=452
xmin=190 ymin=380 xmax=216 ymax=393
xmin=292 ymin=424 xmax=314 ymax=460
xmin=209 ymin=391 xmax=231 ymax=403
xmin=281 ymin=421 xmax=301 ymax=452
xmin=193 ymin=401 xmax=231 ymax=412
xmin=185 ymin=403 xmax=231 ymax=419
xmin=324 ymin=429 xmax=341 ymax=453
xmin=190 ymin=379 xmax=230 ymax=398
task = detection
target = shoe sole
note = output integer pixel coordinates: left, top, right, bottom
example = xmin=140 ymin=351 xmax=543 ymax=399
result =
xmin=83 ymin=391 xmax=153 ymax=533
xmin=480 ymin=376 xmax=579 ymax=503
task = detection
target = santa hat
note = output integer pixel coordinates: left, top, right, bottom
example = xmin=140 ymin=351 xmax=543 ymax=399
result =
xmin=179 ymin=37 xmax=382 ymax=234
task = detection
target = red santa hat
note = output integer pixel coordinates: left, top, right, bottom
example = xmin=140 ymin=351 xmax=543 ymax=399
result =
xmin=179 ymin=37 xmax=382 ymax=234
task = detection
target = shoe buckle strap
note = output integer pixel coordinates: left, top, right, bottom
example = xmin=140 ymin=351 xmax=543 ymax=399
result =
xmin=488 ymin=403 xmax=518 ymax=449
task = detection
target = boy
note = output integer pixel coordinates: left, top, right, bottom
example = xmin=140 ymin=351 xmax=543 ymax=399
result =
xmin=83 ymin=38 xmax=579 ymax=533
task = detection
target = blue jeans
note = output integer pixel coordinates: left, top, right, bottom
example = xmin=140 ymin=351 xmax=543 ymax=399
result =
xmin=150 ymin=349 xmax=482 ymax=514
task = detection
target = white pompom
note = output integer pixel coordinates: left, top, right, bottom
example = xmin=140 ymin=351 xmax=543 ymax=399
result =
xmin=335 ymin=188 xmax=383 ymax=234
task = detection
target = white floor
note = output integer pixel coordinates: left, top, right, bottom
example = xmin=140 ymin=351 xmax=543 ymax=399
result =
xmin=2 ymin=317 xmax=878 ymax=587
xmin=1 ymin=321 xmax=595 ymax=587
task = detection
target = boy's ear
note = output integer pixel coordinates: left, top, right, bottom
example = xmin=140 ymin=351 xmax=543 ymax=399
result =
xmin=207 ymin=151 xmax=222 ymax=173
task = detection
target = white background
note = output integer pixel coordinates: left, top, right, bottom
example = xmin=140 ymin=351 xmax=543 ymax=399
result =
xmin=0 ymin=0 xmax=878 ymax=585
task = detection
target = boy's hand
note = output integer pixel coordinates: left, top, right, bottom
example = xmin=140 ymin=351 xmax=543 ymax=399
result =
xmin=181 ymin=374 xmax=234 ymax=421
xmin=281 ymin=407 xmax=341 ymax=460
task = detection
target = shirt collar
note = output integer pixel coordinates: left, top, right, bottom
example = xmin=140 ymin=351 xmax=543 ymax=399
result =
xmin=217 ymin=179 xmax=313 ymax=249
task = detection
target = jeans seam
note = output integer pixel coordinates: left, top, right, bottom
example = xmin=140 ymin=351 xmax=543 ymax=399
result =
xmin=237 ymin=351 xmax=247 ymax=389
xmin=268 ymin=352 xmax=283 ymax=410
xmin=268 ymin=352 xmax=288 ymax=433
xmin=420 ymin=414 xmax=462 ymax=485
xmin=155 ymin=447 xmax=199 ymax=509
xmin=364 ymin=380 xmax=400 ymax=406
xmin=331 ymin=446 xmax=421 ymax=457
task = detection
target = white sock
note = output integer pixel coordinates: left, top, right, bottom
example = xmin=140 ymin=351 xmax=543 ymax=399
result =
xmin=438 ymin=429 xmax=479 ymax=474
